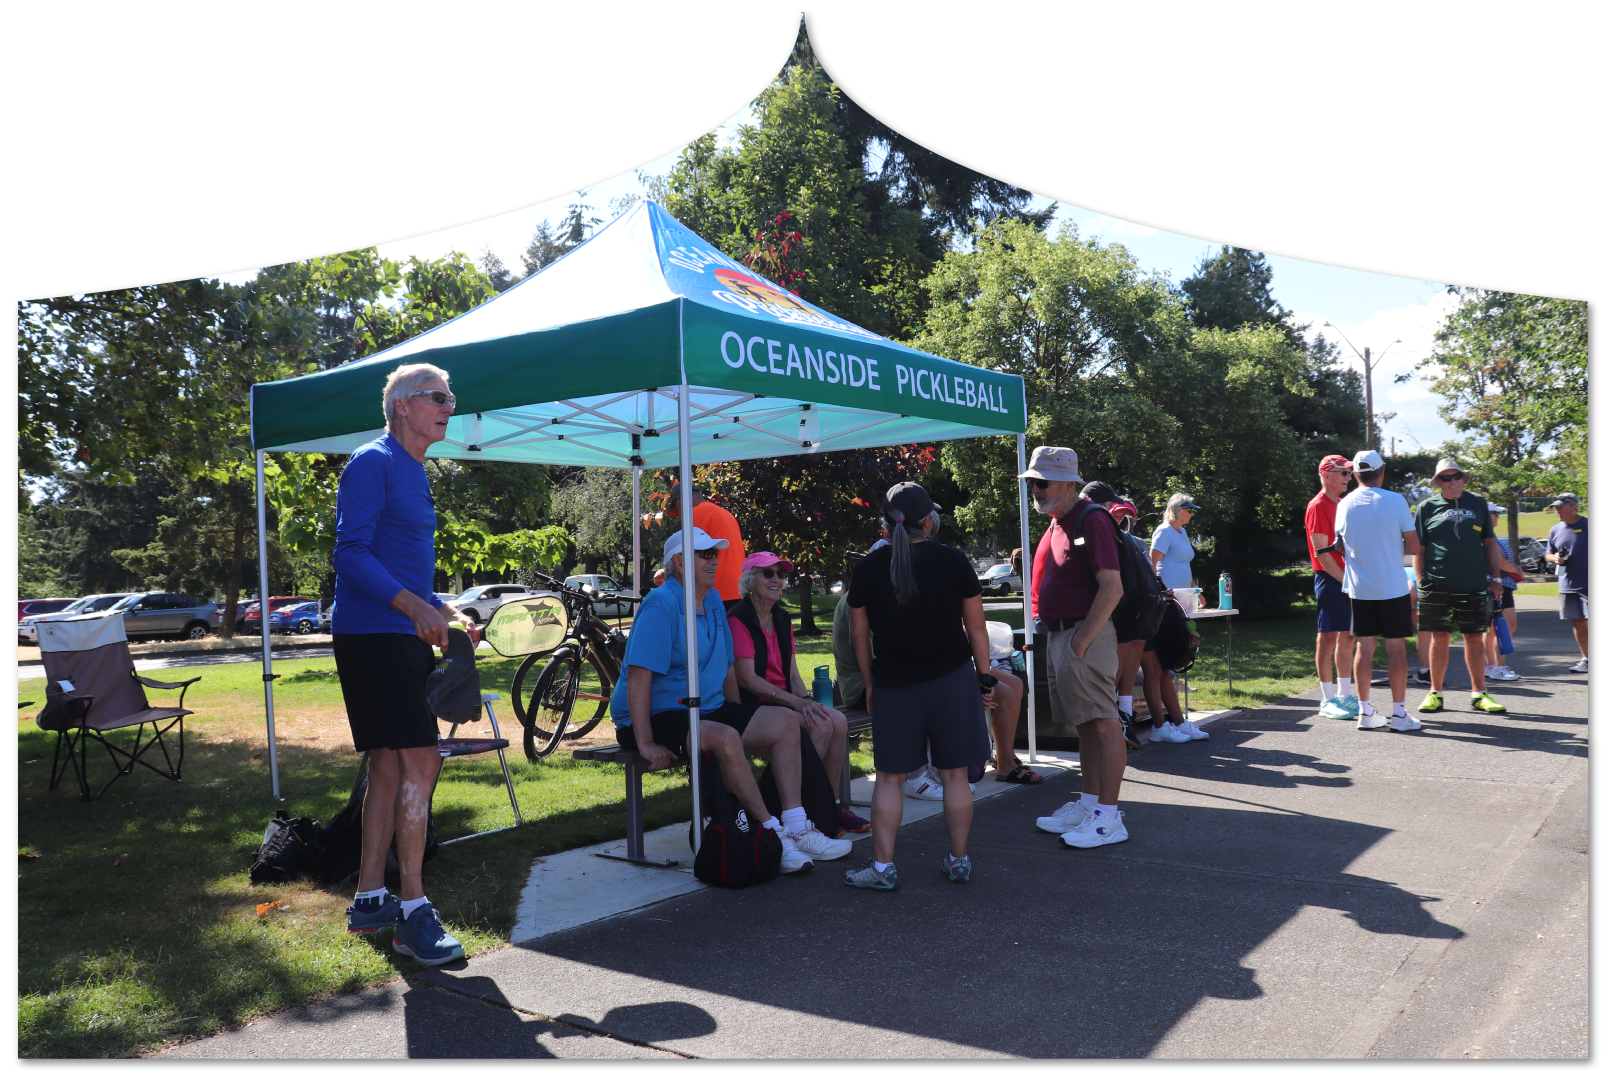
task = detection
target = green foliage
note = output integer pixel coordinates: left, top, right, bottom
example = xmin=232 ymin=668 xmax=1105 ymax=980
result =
xmin=435 ymin=520 xmax=572 ymax=579
xmin=1181 ymin=246 xmax=1292 ymax=333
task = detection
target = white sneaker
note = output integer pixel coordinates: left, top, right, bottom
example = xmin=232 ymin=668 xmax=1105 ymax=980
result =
xmin=777 ymin=833 xmax=814 ymax=874
xmin=1486 ymin=666 xmax=1520 ymax=682
xmin=1357 ymin=709 xmax=1390 ymax=730
xmin=1060 ymin=808 xmax=1129 ymax=848
xmin=1569 ymin=658 xmax=1589 ymax=674
xmin=1150 ymin=721 xmax=1188 ymax=743
xmin=1035 ymin=797 xmax=1091 ymax=834
xmin=1174 ymin=719 xmax=1209 ymax=741
xmin=902 ymin=772 xmax=943 ymax=801
xmin=1390 ymin=712 xmax=1424 ymax=732
xmin=787 ymin=822 xmax=852 ymax=861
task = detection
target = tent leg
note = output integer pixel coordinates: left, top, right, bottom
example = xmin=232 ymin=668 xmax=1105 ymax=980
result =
xmin=631 ymin=460 xmax=642 ymax=598
xmin=256 ymin=450 xmax=282 ymax=800
xmin=1016 ymin=434 xmax=1037 ymax=764
xmin=676 ymin=379 xmax=702 ymax=853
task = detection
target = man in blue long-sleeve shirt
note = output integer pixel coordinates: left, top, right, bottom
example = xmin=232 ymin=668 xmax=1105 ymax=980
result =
xmin=333 ymin=362 xmax=479 ymax=966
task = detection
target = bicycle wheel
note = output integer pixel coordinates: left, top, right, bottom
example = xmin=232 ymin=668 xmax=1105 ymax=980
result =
xmin=560 ymin=646 xmax=616 ymax=740
xmin=519 ymin=645 xmax=581 ymax=761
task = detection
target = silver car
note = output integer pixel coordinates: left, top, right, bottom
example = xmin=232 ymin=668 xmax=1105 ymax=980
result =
xmin=18 ymin=593 xmax=135 ymax=644
xmin=108 ymin=592 xmax=220 ymax=641
xmin=978 ymin=563 xmax=1022 ymax=595
xmin=565 ymin=573 xmax=632 ymax=620
xmin=444 ymin=584 xmax=536 ymax=624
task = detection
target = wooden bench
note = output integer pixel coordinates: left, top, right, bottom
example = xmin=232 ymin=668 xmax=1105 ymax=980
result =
xmin=576 ymin=709 xmax=874 ymax=867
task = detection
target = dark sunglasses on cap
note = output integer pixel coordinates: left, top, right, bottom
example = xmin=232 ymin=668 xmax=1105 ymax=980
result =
xmin=693 ymin=548 xmax=721 ymax=560
xmin=409 ymin=389 xmax=456 ymax=407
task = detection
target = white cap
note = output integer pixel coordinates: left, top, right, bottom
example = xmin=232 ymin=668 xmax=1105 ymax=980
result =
xmin=1352 ymin=449 xmax=1385 ymax=474
xmin=663 ymin=526 xmax=728 ymax=561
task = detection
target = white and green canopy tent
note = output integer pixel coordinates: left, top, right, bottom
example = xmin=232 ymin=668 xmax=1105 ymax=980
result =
xmin=249 ymin=200 xmax=1040 ymax=842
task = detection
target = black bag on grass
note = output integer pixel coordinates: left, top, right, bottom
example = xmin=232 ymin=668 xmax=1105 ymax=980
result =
xmin=689 ymin=754 xmax=782 ymax=888
xmin=250 ymin=809 xmax=322 ymax=884
xmin=757 ymin=730 xmax=838 ymax=837
xmin=314 ymin=771 xmax=439 ymax=885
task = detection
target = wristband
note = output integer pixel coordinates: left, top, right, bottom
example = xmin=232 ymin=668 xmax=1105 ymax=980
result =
xmin=978 ymin=673 xmax=998 ymax=692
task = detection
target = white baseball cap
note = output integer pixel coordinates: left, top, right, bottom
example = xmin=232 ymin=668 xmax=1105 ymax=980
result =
xmin=663 ymin=526 xmax=728 ymax=561
xmin=1351 ymin=449 xmax=1386 ymax=474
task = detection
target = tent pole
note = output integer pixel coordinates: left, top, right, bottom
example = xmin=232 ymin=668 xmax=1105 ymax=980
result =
xmin=1016 ymin=434 xmax=1037 ymax=764
xmin=256 ymin=450 xmax=282 ymax=800
xmin=677 ymin=380 xmax=703 ymax=853
xmin=631 ymin=436 xmax=642 ymax=598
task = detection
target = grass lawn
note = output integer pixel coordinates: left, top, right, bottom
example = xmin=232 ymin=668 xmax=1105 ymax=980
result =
xmin=1517 ymin=509 xmax=1568 ymax=539
xmin=15 ymin=583 xmax=1352 ymax=1057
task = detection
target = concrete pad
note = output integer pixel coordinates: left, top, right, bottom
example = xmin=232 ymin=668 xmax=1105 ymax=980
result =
xmin=161 ymin=977 xmax=680 ymax=1059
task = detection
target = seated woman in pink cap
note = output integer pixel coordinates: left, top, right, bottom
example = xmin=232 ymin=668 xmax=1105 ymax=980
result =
xmin=729 ymin=551 xmax=868 ymax=837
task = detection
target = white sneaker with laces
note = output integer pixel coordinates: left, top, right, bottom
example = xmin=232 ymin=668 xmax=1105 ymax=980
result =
xmin=1390 ymin=712 xmax=1424 ymax=732
xmin=1175 ymin=719 xmax=1209 ymax=740
xmin=1569 ymin=658 xmax=1589 ymax=674
xmin=777 ymin=833 xmax=814 ymax=874
xmin=1151 ymin=721 xmax=1188 ymax=743
xmin=902 ymin=772 xmax=944 ymax=801
xmin=1060 ymin=808 xmax=1129 ymax=849
xmin=1357 ymin=709 xmax=1390 ymax=730
xmin=1035 ymin=798 xmax=1091 ymax=834
xmin=787 ymin=822 xmax=852 ymax=861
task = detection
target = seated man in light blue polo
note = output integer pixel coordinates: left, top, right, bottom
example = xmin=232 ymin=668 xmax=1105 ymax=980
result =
xmin=610 ymin=526 xmax=850 ymax=872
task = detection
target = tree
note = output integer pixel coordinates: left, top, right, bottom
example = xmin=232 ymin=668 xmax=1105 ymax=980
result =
xmin=1416 ymin=287 xmax=1588 ymax=541
xmin=1181 ymin=246 xmax=1293 ymax=334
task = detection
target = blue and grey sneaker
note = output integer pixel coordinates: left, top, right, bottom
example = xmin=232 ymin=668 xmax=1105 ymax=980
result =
xmin=940 ymin=854 xmax=972 ymax=883
xmin=391 ymin=902 xmax=465 ymax=966
xmin=1319 ymin=695 xmax=1360 ymax=720
xmin=346 ymin=893 xmax=402 ymax=934
xmin=843 ymin=862 xmax=899 ymax=891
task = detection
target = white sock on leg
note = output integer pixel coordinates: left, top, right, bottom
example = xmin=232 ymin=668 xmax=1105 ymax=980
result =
xmin=1336 ymin=677 xmax=1353 ymax=697
xmin=1320 ymin=681 xmax=1335 ymax=701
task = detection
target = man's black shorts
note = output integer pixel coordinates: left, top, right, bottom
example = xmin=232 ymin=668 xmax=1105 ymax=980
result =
xmin=1350 ymin=594 xmax=1415 ymax=640
xmin=333 ymin=632 xmax=438 ymax=752
xmin=1417 ymin=585 xmax=1489 ymax=635
xmin=615 ymin=701 xmax=762 ymax=758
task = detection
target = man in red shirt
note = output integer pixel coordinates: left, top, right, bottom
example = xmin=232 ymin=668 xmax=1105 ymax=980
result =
xmin=662 ymin=481 xmax=747 ymax=605
xmin=1019 ymin=446 xmax=1129 ymax=848
xmin=1306 ymin=455 xmax=1359 ymax=719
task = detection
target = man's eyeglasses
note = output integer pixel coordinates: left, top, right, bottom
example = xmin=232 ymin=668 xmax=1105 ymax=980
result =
xmin=751 ymin=568 xmax=785 ymax=579
xmin=693 ymin=548 xmax=721 ymax=561
xmin=1437 ymin=474 xmax=1466 ymax=483
xmin=1027 ymin=478 xmax=1051 ymax=491
xmin=409 ymin=390 xmax=456 ymax=407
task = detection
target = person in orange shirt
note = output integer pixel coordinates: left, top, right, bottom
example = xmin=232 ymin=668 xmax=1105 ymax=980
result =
xmin=662 ymin=481 xmax=747 ymax=605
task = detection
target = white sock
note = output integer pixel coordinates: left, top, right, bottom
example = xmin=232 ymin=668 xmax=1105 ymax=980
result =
xmin=399 ymin=896 xmax=429 ymax=920
xmin=1117 ymin=695 xmax=1133 ymax=715
xmin=1079 ymin=790 xmax=1096 ymax=806
xmin=781 ymin=807 xmax=808 ymax=836
xmin=762 ymin=816 xmax=783 ymax=834
xmin=355 ymin=887 xmax=387 ymax=904
xmin=1319 ymin=681 xmax=1335 ymax=701
xmin=1336 ymin=677 xmax=1353 ymax=697
xmin=946 ymin=852 xmax=967 ymax=864
xmin=1093 ymin=803 xmax=1120 ymax=821
xmin=1393 ymin=703 xmax=1407 ymax=718
xmin=873 ymin=859 xmax=892 ymax=873
xmin=1359 ymin=700 xmax=1374 ymax=717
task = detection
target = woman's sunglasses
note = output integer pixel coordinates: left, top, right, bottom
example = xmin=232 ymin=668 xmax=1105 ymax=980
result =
xmin=751 ymin=567 xmax=786 ymax=579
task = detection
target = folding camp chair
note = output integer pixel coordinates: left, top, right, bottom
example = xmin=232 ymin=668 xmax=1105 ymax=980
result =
xmin=35 ymin=611 xmax=200 ymax=801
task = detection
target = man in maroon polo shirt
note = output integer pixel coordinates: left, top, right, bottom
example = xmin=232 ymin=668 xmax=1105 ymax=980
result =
xmin=1020 ymin=446 xmax=1129 ymax=848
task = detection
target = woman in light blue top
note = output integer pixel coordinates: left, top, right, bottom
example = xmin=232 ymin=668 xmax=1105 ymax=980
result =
xmin=1150 ymin=493 xmax=1200 ymax=595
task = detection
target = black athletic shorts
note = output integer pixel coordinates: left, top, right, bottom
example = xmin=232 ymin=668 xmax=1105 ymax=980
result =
xmin=1499 ymin=587 xmax=1515 ymax=612
xmin=870 ymin=661 xmax=990 ymax=775
xmin=1350 ymin=594 xmax=1415 ymax=640
xmin=615 ymin=700 xmax=762 ymax=759
xmin=1417 ymin=585 xmax=1489 ymax=635
xmin=333 ymin=632 xmax=439 ymax=752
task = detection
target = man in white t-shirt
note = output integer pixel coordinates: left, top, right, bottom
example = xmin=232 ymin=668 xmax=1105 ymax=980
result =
xmin=1334 ymin=450 xmax=1424 ymax=732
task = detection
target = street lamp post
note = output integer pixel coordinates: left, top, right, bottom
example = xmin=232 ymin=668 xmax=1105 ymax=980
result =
xmin=1322 ymin=322 xmax=1401 ymax=450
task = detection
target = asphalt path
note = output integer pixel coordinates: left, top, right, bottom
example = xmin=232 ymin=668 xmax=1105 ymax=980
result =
xmin=168 ymin=597 xmax=1587 ymax=1059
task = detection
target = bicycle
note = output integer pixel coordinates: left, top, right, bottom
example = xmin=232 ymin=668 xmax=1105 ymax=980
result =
xmin=505 ymin=570 xmax=642 ymax=761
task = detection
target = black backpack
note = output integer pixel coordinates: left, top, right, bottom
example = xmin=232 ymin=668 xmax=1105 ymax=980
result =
xmin=313 ymin=771 xmax=439 ymax=885
xmin=689 ymin=753 xmax=782 ymax=888
xmin=1151 ymin=594 xmax=1203 ymax=674
xmin=1070 ymin=503 xmax=1169 ymax=642
xmin=250 ymin=809 xmax=322 ymax=884
xmin=758 ymin=730 xmax=838 ymax=838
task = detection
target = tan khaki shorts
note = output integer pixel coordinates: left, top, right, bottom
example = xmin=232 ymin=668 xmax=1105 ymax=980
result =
xmin=1046 ymin=619 xmax=1119 ymax=726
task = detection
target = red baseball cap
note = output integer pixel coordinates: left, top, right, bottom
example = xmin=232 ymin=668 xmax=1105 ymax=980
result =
xmin=1108 ymin=500 xmax=1137 ymax=522
xmin=1318 ymin=454 xmax=1354 ymax=474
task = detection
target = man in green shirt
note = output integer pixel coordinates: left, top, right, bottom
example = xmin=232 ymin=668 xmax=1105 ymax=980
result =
xmin=1414 ymin=458 xmax=1507 ymax=714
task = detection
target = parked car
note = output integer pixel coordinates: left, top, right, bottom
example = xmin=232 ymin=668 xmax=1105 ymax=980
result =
xmin=978 ymin=563 xmax=1023 ymax=595
xmin=445 ymin=584 xmax=536 ymax=624
xmin=564 ymin=573 xmax=632 ymax=619
xmin=234 ymin=597 xmax=310 ymax=635
xmin=18 ymin=593 xmax=135 ymax=644
xmin=106 ymin=592 xmax=220 ymax=641
xmin=1517 ymin=536 xmax=1555 ymax=574
xmin=268 ymin=601 xmax=323 ymax=635
xmin=18 ymin=598 xmax=76 ymax=621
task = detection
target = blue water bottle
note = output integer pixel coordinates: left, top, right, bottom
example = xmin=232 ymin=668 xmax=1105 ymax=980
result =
xmin=1218 ymin=572 xmax=1233 ymax=611
xmin=1493 ymin=613 xmax=1514 ymax=656
xmin=812 ymin=664 xmax=833 ymax=703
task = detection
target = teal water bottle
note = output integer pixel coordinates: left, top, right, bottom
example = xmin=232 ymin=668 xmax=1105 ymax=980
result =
xmin=812 ymin=664 xmax=832 ymax=703
xmin=1218 ymin=572 xmax=1233 ymax=611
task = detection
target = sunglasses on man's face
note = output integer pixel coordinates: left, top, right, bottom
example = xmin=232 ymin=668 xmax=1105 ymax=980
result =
xmin=1438 ymin=474 xmax=1465 ymax=483
xmin=1027 ymin=478 xmax=1052 ymax=491
xmin=693 ymin=548 xmax=721 ymax=561
xmin=409 ymin=389 xmax=456 ymax=408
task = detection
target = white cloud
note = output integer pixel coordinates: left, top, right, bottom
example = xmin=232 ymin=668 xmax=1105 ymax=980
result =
xmin=1078 ymin=213 xmax=1160 ymax=239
